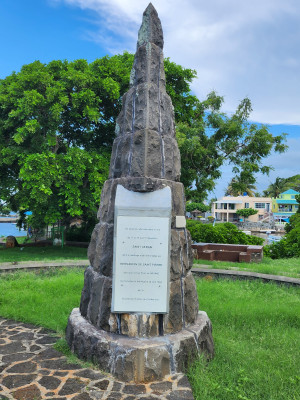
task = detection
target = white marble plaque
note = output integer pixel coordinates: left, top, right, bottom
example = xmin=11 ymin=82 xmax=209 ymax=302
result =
xmin=111 ymin=185 xmax=171 ymax=313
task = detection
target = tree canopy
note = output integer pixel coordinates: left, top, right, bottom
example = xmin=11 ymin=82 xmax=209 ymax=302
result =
xmin=263 ymin=175 xmax=300 ymax=197
xmin=225 ymin=177 xmax=257 ymax=197
xmin=0 ymin=55 xmax=135 ymax=226
xmin=0 ymin=53 xmax=288 ymax=227
xmin=185 ymin=202 xmax=210 ymax=213
xmin=236 ymin=208 xmax=258 ymax=219
xmin=177 ymin=95 xmax=287 ymax=201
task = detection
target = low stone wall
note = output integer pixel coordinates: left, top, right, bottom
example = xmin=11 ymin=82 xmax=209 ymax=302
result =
xmin=192 ymin=243 xmax=263 ymax=263
xmin=236 ymin=221 xmax=275 ymax=230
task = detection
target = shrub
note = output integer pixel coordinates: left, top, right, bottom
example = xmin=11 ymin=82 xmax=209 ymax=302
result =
xmin=65 ymin=222 xmax=95 ymax=242
xmin=265 ymin=197 xmax=300 ymax=259
xmin=186 ymin=220 xmax=264 ymax=245
xmin=186 ymin=202 xmax=210 ymax=213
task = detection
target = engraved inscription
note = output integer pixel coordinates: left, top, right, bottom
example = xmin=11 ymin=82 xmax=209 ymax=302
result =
xmin=112 ymin=216 xmax=169 ymax=313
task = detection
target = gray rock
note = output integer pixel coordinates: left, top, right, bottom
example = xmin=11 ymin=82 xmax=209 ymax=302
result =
xmin=136 ymin=3 xmax=164 ymax=50
xmin=79 ymin=266 xmax=94 ymax=317
xmin=183 ymin=272 xmax=199 ymax=326
xmin=88 ymin=223 xmax=114 ymax=276
xmin=165 ymin=279 xmax=183 ymax=333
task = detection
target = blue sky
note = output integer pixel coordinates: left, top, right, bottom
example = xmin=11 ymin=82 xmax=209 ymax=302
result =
xmin=1 ymin=0 xmax=299 ymax=198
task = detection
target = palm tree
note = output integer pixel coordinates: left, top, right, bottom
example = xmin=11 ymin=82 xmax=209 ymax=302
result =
xmin=263 ymin=177 xmax=288 ymax=198
xmin=225 ymin=177 xmax=257 ymax=197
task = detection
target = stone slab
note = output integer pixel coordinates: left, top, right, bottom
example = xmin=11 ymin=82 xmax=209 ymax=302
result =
xmin=112 ymin=185 xmax=171 ymax=314
xmin=66 ymin=308 xmax=214 ymax=383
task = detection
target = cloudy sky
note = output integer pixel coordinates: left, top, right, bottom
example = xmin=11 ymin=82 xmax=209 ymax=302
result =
xmin=1 ymin=0 xmax=299 ymax=197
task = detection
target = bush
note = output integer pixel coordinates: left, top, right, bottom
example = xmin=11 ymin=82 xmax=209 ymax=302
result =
xmin=65 ymin=222 xmax=95 ymax=242
xmin=265 ymin=201 xmax=300 ymax=259
xmin=186 ymin=220 xmax=264 ymax=245
xmin=265 ymin=228 xmax=300 ymax=259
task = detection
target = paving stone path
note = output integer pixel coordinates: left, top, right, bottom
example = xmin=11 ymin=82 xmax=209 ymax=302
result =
xmin=0 ymin=318 xmax=194 ymax=400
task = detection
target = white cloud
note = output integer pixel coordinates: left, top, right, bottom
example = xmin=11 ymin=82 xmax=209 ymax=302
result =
xmin=49 ymin=0 xmax=299 ymax=198
xmin=52 ymin=0 xmax=300 ymax=124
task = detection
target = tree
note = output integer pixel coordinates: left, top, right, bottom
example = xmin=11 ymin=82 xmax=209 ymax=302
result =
xmin=263 ymin=175 xmax=300 ymax=198
xmin=0 ymin=54 xmax=198 ymax=227
xmin=185 ymin=202 xmax=210 ymax=213
xmin=0 ymin=54 xmax=287 ymax=226
xmin=225 ymin=177 xmax=257 ymax=197
xmin=177 ymin=94 xmax=287 ymax=201
xmin=236 ymin=208 xmax=258 ymax=221
xmin=287 ymin=175 xmax=300 ymax=192
xmin=0 ymin=55 xmax=133 ymax=227
xmin=263 ymin=177 xmax=289 ymax=197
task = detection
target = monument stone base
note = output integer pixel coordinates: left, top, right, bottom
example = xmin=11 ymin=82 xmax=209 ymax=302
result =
xmin=66 ymin=308 xmax=214 ymax=383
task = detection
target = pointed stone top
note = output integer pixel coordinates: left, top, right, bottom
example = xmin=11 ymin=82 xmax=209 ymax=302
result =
xmin=137 ymin=3 xmax=164 ymax=49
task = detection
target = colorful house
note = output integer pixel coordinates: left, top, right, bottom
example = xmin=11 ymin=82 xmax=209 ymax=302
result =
xmin=272 ymin=189 xmax=299 ymax=223
xmin=212 ymin=195 xmax=272 ymax=223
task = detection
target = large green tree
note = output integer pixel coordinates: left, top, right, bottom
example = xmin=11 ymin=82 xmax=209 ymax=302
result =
xmin=0 ymin=54 xmax=198 ymax=227
xmin=0 ymin=54 xmax=287 ymax=226
xmin=177 ymin=94 xmax=287 ymax=201
xmin=0 ymin=54 xmax=135 ymax=226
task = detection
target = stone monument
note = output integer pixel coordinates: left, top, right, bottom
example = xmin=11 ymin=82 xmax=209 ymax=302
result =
xmin=66 ymin=3 xmax=214 ymax=383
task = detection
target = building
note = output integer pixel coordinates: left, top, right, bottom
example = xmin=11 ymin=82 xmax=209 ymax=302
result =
xmin=212 ymin=195 xmax=272 ymax=223
xmin=272 ymin=189 xmax=299 ymax=223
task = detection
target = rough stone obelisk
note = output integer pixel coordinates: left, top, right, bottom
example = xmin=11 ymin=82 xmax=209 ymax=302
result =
xmin=67 ymin=3 xmax=214 ymax=382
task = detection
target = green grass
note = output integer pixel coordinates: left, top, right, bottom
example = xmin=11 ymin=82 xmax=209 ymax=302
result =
xmin=0 ymin=245 xmax=87 ymax=263
xmin=0 ymin=268 xmax=299 ymax=399
xmin=189 ymin=278 xmax=300 ymax=400
xmin=0 ymin=268 xmax=84 ymax=335
xmin=194 ymin=256 xmax=300 ymax=278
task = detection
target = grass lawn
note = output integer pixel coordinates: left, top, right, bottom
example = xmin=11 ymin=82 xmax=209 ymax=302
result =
xmin=0 ymin=268 xmax=299 ymax=399
xmin=194 ymin=256 xmax=300 ymax=279
xmin=189 ymin=278 xmax=300 ymax=399
xmin=0 ymin=245 xmax=87 ymax=263
xmin=0 ymin=268 xmax=84 ymax=334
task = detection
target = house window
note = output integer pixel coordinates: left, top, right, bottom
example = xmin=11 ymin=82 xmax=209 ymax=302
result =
xmin=224 ymin=203 xmax=228 ymax=210
xmin=245 ymin=203 xmax=249 ymax=208
xmin=291 ymin=195 xmax=295 ymax=199
xmin=255 ymin=203 xmax=265 ymax=209
xmin=229 ymin=204 xmax=235 ymax=210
